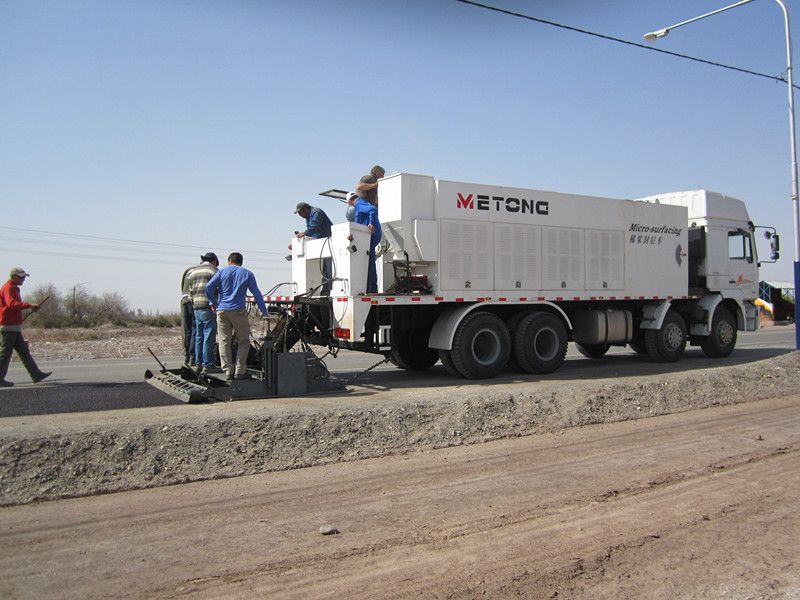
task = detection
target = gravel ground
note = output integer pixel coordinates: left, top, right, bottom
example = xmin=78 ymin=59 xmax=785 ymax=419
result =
xmin=1 ymin=349 xmax=798 ymax=506
xmin=25 ymin=326 xmax=183 ymax=361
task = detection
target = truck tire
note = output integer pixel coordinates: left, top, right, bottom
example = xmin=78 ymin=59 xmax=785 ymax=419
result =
xmin=505 ymin=312 xmax=529 ymax=372
xmin=438 ymin=349 xmax=463 ymax=377
xmin=513 ymin=312 xmax=568 ymax=374
xmin=390 ymin=329 xmax=439 ymax=371
xmin=575 ymin=343 xmax=610 ymax=358
xmin=449 ymin=311 xmax=511 ymax=379
xmin=628 ymin=329 xmax=647 ymax=355
xmin=645 ymin=310 xmax=687 ymax=362
xmin=700 ymin=306 xmax=737 ymax=358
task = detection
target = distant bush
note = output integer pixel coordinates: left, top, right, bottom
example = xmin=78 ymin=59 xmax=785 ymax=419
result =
xmin=24 ymin=284 xmax=180 ymax=328
xmin=132 ymin=311 xmax=182 ymax=327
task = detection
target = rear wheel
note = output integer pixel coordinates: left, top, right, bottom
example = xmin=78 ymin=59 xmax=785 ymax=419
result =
xmin=390 ymin=329 xmax=439 ymax=370
xmin=513 ymin=312 xmax=568 ymax=374
xmin=700 ymin=306 xmax=737 ymax=358
xmin=628 ymin=329 xmax=647 ymax=355
xmin=645 ymin=310 xmax=687 ymax=362
xmin=504 ymin=312 xmax=529 ymax=372
xmin=438 ymin=349 xmax=462 ymax=377
xmin=449 ymin=311 xmax=510 ymax=379
xmin=575 ymin=343 xmax=610 ymax=358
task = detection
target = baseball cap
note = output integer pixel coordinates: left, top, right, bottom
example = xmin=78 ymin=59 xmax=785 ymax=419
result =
xmin=200 ymin=252 xmax=218 ymax=263
xmin=346 ymin=192 xmax=357 ymax=202
xmin=295 ymin=202 xmax=311 ymax=214
xmin=10 ymin=267 xmax=30 ymax=279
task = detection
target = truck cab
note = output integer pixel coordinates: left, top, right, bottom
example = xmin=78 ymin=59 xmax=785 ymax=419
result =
xmin=637 ymin=190 xmax=760 ymax=330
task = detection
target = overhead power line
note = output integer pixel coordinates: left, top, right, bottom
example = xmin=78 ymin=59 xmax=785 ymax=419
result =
xmin=0 ymin=225 xmax=286 ymax=257
xmin=455 ymin=0 xmax=798 ymax=90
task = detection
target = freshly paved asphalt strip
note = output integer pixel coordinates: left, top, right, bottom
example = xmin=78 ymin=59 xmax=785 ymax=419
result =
xmin=0 ymin=327 xmax=794 ymax=418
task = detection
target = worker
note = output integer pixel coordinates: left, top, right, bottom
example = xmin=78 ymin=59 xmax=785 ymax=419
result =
xmin=345 ymin=191 xmax=357 ymax=222
xmin=188 ymin=252 xmax=221 ymax=375
xmin=294 ymin=202 xmax=333 ymax=295
xmin=205 ymin=252 xmax=268 ymax=380
xmin=353 ymin=195 xmax=382 ymax=293
xmin=356 ymin=165 xmax=385 ymax=206
xmin=0 ymin=267 xmax=51 ymax=387
xmin=179 ymin=262 xmax=197 ymax=366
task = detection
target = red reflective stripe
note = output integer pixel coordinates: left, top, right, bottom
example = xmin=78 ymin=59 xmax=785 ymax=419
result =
xmin=411 ymin=297 xmax=421 ymax=302
xmin=361 ymin=297 xmax=371 ymax=302
xmin=573 ymin=296 xmax=581 ymax=301
xmin=537 ymin=296 xmax=545 ymax=301
xmin=456 ymin=298 xmax=464 ymax=302
xmin=385 ymin=297 xmax=396 ymax=302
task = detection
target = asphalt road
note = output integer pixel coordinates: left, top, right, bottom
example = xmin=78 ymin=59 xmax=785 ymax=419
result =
xmin=0 ymin=326 xmax=795 ymax=418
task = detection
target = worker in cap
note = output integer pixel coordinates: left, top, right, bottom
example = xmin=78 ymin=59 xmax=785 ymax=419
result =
xmin=0 ymin=267 xmax=51 ymax=387
xmin=345 ymin=192 xmax=357 ymax=222
xmin=294 ymin=201 xmax=334 ymax=295
xmin=187 ymin=252 xmax=222 ymax=375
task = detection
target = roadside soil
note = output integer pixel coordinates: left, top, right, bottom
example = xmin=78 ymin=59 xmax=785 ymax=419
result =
xmin=25 ymin=325 xmax=182 ymax=361
xmin=1 ymin=351 xmax=799 ymax=506
xmin=1 ymin=394 xmax=798 ymax=599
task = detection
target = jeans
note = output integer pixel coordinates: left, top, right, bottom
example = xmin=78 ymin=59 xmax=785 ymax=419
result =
xmin=321 ymin=257 xmax=332 ymax=295
xmin=217 ymin=310 xmax=250 ymax=376
xmin=181 ymin=301 xmax=195 ymax=363
xmin=366 ymin=234 xmax=380 ymax=293
xmin=193 ymin=308 xmax=217 ymax=368
xmin=0 ymin=331 xmax=44 ymax=382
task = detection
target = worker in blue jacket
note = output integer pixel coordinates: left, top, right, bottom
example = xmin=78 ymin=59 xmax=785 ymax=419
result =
xmin=353 ymin=196 xmax=382 ymax=293
xmin=295 ymin=202 xmax=333 ymax=295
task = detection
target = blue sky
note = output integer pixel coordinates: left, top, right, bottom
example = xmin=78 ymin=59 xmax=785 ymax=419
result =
xmin=2 ymin=0 xmax=798 ymax=310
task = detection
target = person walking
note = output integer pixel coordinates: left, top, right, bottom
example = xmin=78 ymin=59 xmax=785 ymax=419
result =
xmin=294 ymin=202 xmax=334 ymax=295
xmin=205 ymin=252 xmax=268 ymax=380
xmin=353 ymin=195 xmax=382 ymax=293
xmin=180 ymin=262 xmax=197 ymax=366
xmin=188 ymin=252 xmax=220 ymax=375
xmin=0 ymin=268 xmax=51 ymax=387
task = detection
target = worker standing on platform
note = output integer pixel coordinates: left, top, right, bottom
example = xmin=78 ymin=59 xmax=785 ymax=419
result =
xmin=294 ymin=202 xmax=333 ymax=295
xmin=354 ymin=196 xmax=382 ymax=294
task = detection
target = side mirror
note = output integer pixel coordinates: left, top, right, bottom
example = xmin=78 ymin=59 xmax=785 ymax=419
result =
xmin=770 ymin=233 xmax=780 ymax=261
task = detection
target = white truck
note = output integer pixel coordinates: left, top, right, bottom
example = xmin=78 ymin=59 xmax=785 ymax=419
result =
xmin=275 ymin=173 xmax=777 ymax=379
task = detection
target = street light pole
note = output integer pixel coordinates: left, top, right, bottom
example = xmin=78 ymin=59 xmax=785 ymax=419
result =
xmin=645 ymin=0 xmax=800 ymax=350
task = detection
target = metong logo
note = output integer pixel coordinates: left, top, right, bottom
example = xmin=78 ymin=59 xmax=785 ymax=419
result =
xmin=456 ymin=193 xmax=549 ymax=216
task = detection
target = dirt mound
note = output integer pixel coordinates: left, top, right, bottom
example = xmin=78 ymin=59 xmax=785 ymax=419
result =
xmin=1 ymin=352 xmax=798 ymax=506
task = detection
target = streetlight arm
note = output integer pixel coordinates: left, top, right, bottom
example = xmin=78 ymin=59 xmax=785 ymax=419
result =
xmin=643 ymin=0 xmax=755 ymax=42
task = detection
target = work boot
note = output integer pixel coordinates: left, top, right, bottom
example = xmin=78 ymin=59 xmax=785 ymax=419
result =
xmin=225 ymin=370 xmax=234 ymax=381
xmin=32 ymin=372 xmax=51 ymax=384
xmin=0 ymin=379 xmax=13 ymax=388
xmin=234 ymin=373 xmax=252 ymax=380
xmin=204 ymin=365 xmax=223 ymax=374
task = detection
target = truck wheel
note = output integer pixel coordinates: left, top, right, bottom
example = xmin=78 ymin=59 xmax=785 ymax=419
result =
xmin=390 ymin=330 xmax=439 ymax=370
xmin=645 ymin=310 xmax=686 ymax=362
xmin=628 ymin=341 xmax=647 ymax=355
xmin=514 ymin=312 xmax=568 ymax=374
xmin=628 ymin=330 xmax=647 ymax=355
xmin=449 ymin=311 xmax=510 ymax=379
xmin=505 ymin=312 xmax=529 ymax=372
xmin=438 ymin=349 xmax=463 ymax=377
xmin=575 ymin=343 xmax=610 ymax=358
xmin=700 ymin=306 xmax=737 ymax=358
